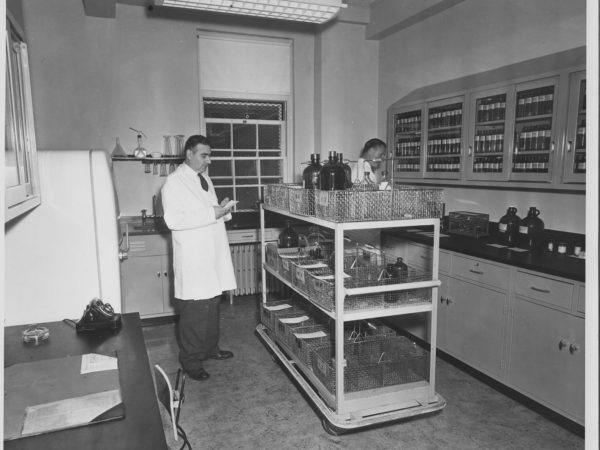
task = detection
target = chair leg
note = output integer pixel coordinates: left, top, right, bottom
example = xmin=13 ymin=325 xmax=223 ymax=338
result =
xmin=177 ymin=424 xmax=191 ymax=450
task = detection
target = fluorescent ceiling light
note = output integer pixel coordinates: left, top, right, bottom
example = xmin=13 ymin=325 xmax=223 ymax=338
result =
xmin=154 ymin=0 xmax=346 ymax=24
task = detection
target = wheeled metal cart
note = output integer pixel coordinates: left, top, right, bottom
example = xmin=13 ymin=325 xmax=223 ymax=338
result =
xmin=257 ymin=194 xmax=446 ymax=434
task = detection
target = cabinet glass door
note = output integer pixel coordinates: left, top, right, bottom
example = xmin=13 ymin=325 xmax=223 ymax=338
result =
xmin=509 ymin=78 xmax=559 ymax=182
xmin=392 ymin=107 xmax=423 ymax=178
xmin=425 ymin=97 xmax=463 ymax=179
xmin=562 ymin=71 xmax=586 ymax=183
xmin=466 ymin=89 xmax=510 ymax=181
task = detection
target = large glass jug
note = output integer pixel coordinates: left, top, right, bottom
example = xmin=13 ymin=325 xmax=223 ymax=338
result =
xmin=497 ymin=206 xmax=521 ymax=245
xmin=518 ymin=207 xmax=545 ymax=249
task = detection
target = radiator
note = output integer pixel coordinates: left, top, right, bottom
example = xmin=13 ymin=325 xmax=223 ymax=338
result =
xmin=229 ymin=243 xmax=283 ymax=296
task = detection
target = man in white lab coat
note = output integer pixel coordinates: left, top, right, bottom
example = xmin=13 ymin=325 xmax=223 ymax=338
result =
xmin=161 ymin=135 xmax=237 ymax=381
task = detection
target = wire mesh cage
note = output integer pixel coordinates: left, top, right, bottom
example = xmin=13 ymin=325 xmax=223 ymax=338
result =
xmin=311 ymin=335 xmax=430 ymax=394
xmin=392 ymin=186 xmax=444 ymax=220
xmin=260 ymin=299 xmax=307 ymax=332
xmin=290 ymin=324 xmax=333 ymax=368
xmin=289 ymin=187 xmax=316 ymax=216
xmin=264 ymin=183 xmax=298 ymax=210
xmin=315 ymin=189 xmax=393 ymax=222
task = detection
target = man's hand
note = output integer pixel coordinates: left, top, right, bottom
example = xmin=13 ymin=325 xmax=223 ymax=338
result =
xmin=213 ymin=205 xmax=229 ymax=219
xmin=220 ymin=197 xmax=230 ymax=208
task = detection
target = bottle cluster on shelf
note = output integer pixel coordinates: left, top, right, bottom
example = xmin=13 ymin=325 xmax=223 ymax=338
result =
xmin=576 ymin=119 xmax=586 ymax=150
xmin=428 ymin=103 xmax=462 ymax=129
xmin=396 ymin=136 xmax=421 ymax=157
xmin=395 ymin=113 xmax=421 ymax=133
xmin=515 ymin=125 xmax=552 ymax=151
xmin=474 ymin=129 xmax=504 ymax=153
xmin=426 ymin=157 xmax=460 ymax=172
xmin=574 ymin=153 xmax=586 ymax=173
xmin=512 ymin=154 xmax=549 ymax=173
xmin=427 ymin=132 xmax=461 ymax=155
xmin=473 ymin=156 xmax=503 ymax=173
xmin=476 ymin=96 xmax=506 ymax=123
xmin=516 ymin=87 xmax=554 ymax=118
xmin=397 ymin=159 xmax=420 ymax=172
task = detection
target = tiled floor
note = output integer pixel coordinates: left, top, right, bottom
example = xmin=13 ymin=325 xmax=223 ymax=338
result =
xmin=143 ymin=297 xmax=584 ymax=450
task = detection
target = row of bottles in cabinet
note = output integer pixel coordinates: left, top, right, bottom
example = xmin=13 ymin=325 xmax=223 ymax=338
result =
xmin=511 ymin=154 xmax=550 ymax=173
xmin=427 ymin=133 xmax=461 ymax=155
xmin=395 ymin=137 xmax=420 ymax=157
xmin=395 ymin=114 xmax=421 ymax=133
xmin=515 ymin=125 xmax=552 ymax=152
xmin=426 ymin=157 xmax=460 ymax=172
xmin=575 ymin=120 xmax=586 ymax=149
xmin=428 ymin=104 xmax=462 ymax=129
xmin=516 ymin=87 xmax=554 ymax=118
xmin=474 ymin=129 xmax=504 ymax=153
xmin=476 ymin=99 xmax=506 ymax=123
xmin=396 ymin=159 xmax=420 ymax=172
xmin=473 ymin=156 xmax=503 ymax=173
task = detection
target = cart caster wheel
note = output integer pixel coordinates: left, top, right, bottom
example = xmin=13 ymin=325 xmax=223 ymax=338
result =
xmin=322 ymin=417 xmax=345 ymax=436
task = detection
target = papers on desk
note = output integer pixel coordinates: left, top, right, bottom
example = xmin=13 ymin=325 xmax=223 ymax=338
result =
xmin=81 ymin=353 xmax=118 ymax=374
xmin=4 ymin=352 xmax=124 ymax=440
xmin=22 ymin=389 xmax=122 ymax=437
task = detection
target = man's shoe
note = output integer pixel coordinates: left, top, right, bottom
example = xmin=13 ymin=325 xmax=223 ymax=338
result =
xmin=187 ymin=367 xmax=210 ymax=380
xmin=208 ymin=350 xmax=233 ymax=360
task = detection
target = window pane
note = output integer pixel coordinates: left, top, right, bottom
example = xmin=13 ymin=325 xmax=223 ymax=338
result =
xmin=236 ymin=177 xmax=259 ymax=185
xmin=233 ymin=124 xmax=256 ymax=149
xmin=215 ymin=186 xmax=234 ymax=203
xmin=258 ymin=124 xmax=281 ymax=149
xmin=234 ymin=150 xmax=256 ymax=157
xmin=261 ymin=177 xmax=283 ymax=184
xmin=235 ymin=160 xmax=257 ymax=176
xmin=260 ymin=160 xmax=282 ymax=177
xmin=235 ymin=186 xmax=260 ymax=210
xmin=209 ymin=159 xmax=232 ymax=177
xmin=259 ymin=150 xmax=281 ymax=157
xmin=206 ymin=123 xmax=231 ymax=149
xmin=210 ymin=150 xmax=231 ymax=157
xmin=211 ymin=178 xmax=233 ymax=186
xmin=204 ymin=99 xmax=283 ymax=120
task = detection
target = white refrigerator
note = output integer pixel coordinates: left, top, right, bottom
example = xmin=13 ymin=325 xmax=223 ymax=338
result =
xmin=5 ymin=149 xmax=123 ymax=326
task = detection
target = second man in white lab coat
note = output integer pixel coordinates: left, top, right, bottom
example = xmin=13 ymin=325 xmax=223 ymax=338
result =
xmin=161 ymin=135 xmax=237 ymax=381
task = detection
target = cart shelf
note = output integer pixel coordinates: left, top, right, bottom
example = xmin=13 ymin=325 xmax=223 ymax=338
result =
xmin=258 ymin=203 xmax=446 ymax=433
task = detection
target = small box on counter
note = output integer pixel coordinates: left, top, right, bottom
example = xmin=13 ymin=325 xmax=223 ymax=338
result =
xmin=447 ymin=211 xmax=490 ymax=238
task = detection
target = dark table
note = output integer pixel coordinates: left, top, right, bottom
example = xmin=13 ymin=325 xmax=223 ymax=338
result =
xmin=4 ymin=313 xmax=167 ymax=450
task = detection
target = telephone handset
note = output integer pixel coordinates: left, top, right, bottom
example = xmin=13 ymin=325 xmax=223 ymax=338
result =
xmin=76 ymin=298 xmax=122 ymax=332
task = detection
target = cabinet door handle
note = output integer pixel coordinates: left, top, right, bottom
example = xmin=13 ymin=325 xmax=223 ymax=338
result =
xmin=446 ymin=297 xmax=453 ymax=305
xmin=569 ymin=343 xmax=579 ymax=354
xmin=164 ymin=271 xmax=168 ymax=277
xmin=558 ymin=339 xmax=569 ymax=350
xmin=156 ymin=271 xmax=161 ymax=278
xmin=550 ymin=141 xmax=555 ymax=153
xmin=468 ymin=146 xmax=472 ymax=157
xmin=567 ymin=140 xmax=573 ymax=152
xmin=469 ymin=269 xmax=484 ymax=275
xmin=440 ymin=296 xmax=446 ymax=304
xmin=530 ymin=286 xmax=550 ymax=294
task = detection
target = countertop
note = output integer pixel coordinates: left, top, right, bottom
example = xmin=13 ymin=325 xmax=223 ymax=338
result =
xmin=382 ymin=228 xmax=585 ymax=282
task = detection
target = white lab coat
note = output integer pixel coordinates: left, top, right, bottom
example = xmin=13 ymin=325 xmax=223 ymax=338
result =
xmin=161 ymin=163 xmax=236 ymax=300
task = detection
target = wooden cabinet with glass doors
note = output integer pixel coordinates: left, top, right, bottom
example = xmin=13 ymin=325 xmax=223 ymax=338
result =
xmin=562 ymin=71 xmax=586 ymax=183
xmin=509 ymin=77 xmax=559 ymax=182
xmin=392 ymin=107 xmax=423 ymax=177
xmin=466 ymin=88 xmax=511 ymax=181
xmin=424 ymin=97 xmax=464 ymax=179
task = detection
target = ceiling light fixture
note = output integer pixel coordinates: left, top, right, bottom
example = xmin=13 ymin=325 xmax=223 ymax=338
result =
xmin=154 ymin=0 xmax=346 ymax=24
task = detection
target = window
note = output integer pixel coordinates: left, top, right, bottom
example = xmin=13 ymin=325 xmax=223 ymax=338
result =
xmin=204 ymin=99 xmax=285 ymax=211
xmin=5 ymin=14 xmax=40 ymax=221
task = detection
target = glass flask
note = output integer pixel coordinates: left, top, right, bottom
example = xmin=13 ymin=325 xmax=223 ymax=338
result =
xmin=111 ymin=137 xmax=126 ymax=157
xmin=278 ymin=220 xmax=299 ymax=248
xmin=163 ymin=135 xmax=173 ymax=156
xmin=174 ymin=135 xmax=186 ymax=156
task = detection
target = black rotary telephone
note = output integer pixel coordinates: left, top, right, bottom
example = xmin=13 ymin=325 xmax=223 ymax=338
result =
xmin=76 ymin=298 xmax=122 ymax=332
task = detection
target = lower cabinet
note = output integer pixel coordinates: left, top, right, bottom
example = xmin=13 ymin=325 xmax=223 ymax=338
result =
xmin=508 ymin=296 xmax=584 ymax=423
xmin=121 ymin=234 xmax=174 ymax=317
xmin=440 ymin=276 xmax=508 ymax=381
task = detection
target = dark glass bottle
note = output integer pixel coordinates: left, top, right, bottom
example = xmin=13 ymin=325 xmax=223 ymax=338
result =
xmin=518 ymin=207 xmax=545 ymax=249
xmin=497 ymin=206 xmax=521 ymax=245
xmin=302 ymin=153 xmax=321 ymax=189
xmin=278 ymin=220 xmax=299 ymax=248
xmin=337 ymin=153 xmax=353 ymax=188
xmin=392 ymin=257 xmax=409 ymax=282
xmin=320 ymin=151 xmax=346 ymax=190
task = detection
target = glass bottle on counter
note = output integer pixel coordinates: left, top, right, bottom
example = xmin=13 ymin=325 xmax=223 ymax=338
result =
xmin=337 ymin=153 xmax=353 ymax=188
xmin=320 ymin=150 xmax=346 ymax=190
xmin=497 ymin=206 xmax=521 ymax=245
xmin=518 ymin=207 xmax=545 ymax=249
xmin=302 ymin=153 xmax=321 ymax=189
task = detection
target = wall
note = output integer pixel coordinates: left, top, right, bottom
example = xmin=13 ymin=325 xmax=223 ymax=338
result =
xmin=21 ymin=0 xmax=316 ymax=178
xmin=315 ymin=20 xmax=379 ymax=161
xmin=375 ymin=0 xmax=587 ymax=233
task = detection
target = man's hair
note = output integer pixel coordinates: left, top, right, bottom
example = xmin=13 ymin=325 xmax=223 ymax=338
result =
xmin=360 ymin=138 xmax=387 ymax=158
xmin=184 ymin=135 xmax=211 ymax=153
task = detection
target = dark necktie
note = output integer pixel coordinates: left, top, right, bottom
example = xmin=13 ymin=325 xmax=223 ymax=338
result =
xmin=198 ymin=173 xmax=208 ymax=191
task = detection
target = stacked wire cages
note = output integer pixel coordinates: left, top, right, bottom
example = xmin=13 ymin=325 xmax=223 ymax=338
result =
xmin=264 ymin=184 xmax=443 ymax=221
xmin=264 ymin=242 xmax=432 ymax=313
xmin=260 ymin=298 xmax=427 ymax=395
